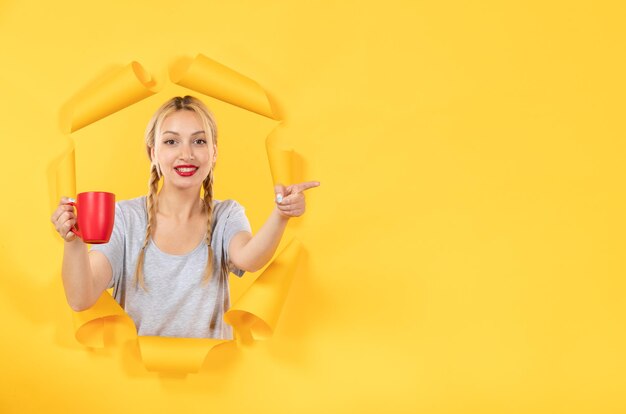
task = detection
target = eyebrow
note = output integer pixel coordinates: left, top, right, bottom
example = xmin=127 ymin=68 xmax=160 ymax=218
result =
xmin=162 ymin=131 xmax=205 ymax=136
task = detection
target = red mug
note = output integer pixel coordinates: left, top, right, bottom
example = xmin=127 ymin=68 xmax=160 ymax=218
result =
xmin=67 ymin=192 xmax=115 ymax=244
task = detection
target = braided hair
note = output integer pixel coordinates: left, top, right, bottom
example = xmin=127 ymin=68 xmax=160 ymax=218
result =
xmin=134 ymin=96 xmax=219 ymax=290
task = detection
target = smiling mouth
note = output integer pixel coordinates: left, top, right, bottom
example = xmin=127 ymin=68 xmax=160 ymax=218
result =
xmin=174 ymin=166 xmax=198 ymax=176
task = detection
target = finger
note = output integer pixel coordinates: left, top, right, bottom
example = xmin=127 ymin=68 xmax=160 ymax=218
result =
xmin=59 ymin=210 xmax=75 ymax=224
xmin=291 ymin=181 xmax=320 ymax=194
xmin=56 ymin=211 xmax=76 ymax=230
xmin=60 ymin=218 xmax=76 ymax=239
xmin=277 ymin=203 xmax=296 ymax=212
xmin=279 ymin=193 xmax=303 ymax=206
xmin=278 ymin=206 xmax=304 ymax=217
xmin=63 ymin=217 xmax=76 ymax=232
xmin=51 ymin=204 xmax=75 ymax=223
xmin=58 ymin=196 xmax=76 ymax=206
xmin=54 ymin=210 xmax=68 ymax=227
xmin=65 ymin=226 xmax=78 ymax=241
xmin=52 ymin=196 xmax=76 ymax=222
xmin=277 ymin=202 xmax=303 ymax=213
xmin=274 ymin=184 xmax=287 ymax=204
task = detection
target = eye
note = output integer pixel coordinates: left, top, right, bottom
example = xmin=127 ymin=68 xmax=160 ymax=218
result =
xmin=163 ymin=139 xmax=177 ymax=145
xmin=194 ymin=138 xmax=208 ymax=145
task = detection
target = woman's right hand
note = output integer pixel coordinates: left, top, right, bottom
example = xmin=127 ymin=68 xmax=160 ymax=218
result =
xmin=51 ymin=197 xmax=79 ymax=242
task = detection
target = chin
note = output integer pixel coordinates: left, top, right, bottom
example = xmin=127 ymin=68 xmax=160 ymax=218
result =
xmin=164 ymin=176 xmax=202 ymax=190
xmin=176 ymin=180 xmax=203 ymax=190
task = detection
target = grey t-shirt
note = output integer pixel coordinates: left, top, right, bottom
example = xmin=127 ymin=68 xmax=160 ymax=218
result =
xmin=90 ymin=196 xmax=252 ymax=339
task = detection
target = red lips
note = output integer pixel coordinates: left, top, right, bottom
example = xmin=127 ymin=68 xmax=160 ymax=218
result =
xmin=174 ymin=165 xmax=199 ymax=177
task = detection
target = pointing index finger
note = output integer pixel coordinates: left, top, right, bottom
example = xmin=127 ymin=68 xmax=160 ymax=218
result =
xmin=292 ymin=181 xmax=321 ymax=193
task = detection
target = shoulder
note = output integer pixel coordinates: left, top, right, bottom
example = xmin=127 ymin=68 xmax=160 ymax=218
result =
xmin=210 ymin=198 xmax=251 ymax=240
xmin=114 ymin=196 xmax=147 ymax=226
xmin=212 ymin=199 xmax=246 ymax=217
xmin=116 ymin=196 xmax=146 ymax=214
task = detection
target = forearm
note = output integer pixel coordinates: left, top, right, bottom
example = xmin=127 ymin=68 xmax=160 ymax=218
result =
xmin=61 ymin=240 xmax=98 ymax=311
xmin=239 ymin=207 xmax=289 ymax=272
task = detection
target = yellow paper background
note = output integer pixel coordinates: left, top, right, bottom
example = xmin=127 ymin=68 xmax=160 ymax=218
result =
xmin=1 ymin=1 xmax=625 ymax=413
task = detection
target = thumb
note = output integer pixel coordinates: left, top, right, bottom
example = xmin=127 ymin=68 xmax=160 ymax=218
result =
xmin=274 ymin=184 xmax=286 ymax=203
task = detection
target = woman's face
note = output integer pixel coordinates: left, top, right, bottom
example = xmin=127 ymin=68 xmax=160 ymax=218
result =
xmin=152 ymin=110 xmax=216 ymax=191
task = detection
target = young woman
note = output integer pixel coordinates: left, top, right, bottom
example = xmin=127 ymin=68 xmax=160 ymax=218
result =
xmin=50 ymin=95 xmax=319 ymax=339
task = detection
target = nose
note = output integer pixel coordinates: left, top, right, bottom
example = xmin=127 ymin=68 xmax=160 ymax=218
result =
xmin=180 ymin=142 xmax=194 ymax=161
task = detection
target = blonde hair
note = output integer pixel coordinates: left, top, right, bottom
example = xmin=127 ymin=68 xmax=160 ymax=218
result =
xmin=134 ymin=95 xmax=219 ymax=290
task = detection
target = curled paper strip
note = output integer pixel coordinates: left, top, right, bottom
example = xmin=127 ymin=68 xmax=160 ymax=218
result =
xmin=171 ymin=54 xmax=278 ymax=120
xmin=53 ymin=54 xmax=307 ymax=374
xmin=225 ymin=238 xmax=303 ymax=342
xmin=61 ymin=61 xmax=159 ymax=133
xmin=72 ymin=291 xmax=136 ymax=348
xmin=48 ymin=148 xmax=76 ymax=212
xmin=70 ymin=239 xmax=302 ymax=373
xmin=137 ymin=336 xmax=229 ymax=374
xmin=266 ymin=127 xmax=295 ymax=188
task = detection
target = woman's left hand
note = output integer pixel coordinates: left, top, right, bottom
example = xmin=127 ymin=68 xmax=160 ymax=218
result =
xmin=274 ymin=181 xmax=321 ymax=218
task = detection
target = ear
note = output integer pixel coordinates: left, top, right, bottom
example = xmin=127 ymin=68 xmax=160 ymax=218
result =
xmin=150 ymin=146 xmax=155 ymax=161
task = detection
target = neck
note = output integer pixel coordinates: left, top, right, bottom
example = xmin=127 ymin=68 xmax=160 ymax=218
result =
xmin=157 ymin=182 xmax=204 ymax=221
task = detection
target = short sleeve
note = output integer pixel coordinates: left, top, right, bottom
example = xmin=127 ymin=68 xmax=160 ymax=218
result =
xmin=90 ymin=204 xmax=126 ymax=290
xmin=222 ymin=200 xmax=252 ymax=277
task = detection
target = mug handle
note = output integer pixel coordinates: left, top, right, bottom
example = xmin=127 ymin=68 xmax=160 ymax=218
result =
xmin=67 ymin=201 xmax=82 ymax=240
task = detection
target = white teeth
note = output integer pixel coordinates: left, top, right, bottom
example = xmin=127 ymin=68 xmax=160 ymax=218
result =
xmin=176 ymin=167 xmax=196 ymax=173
